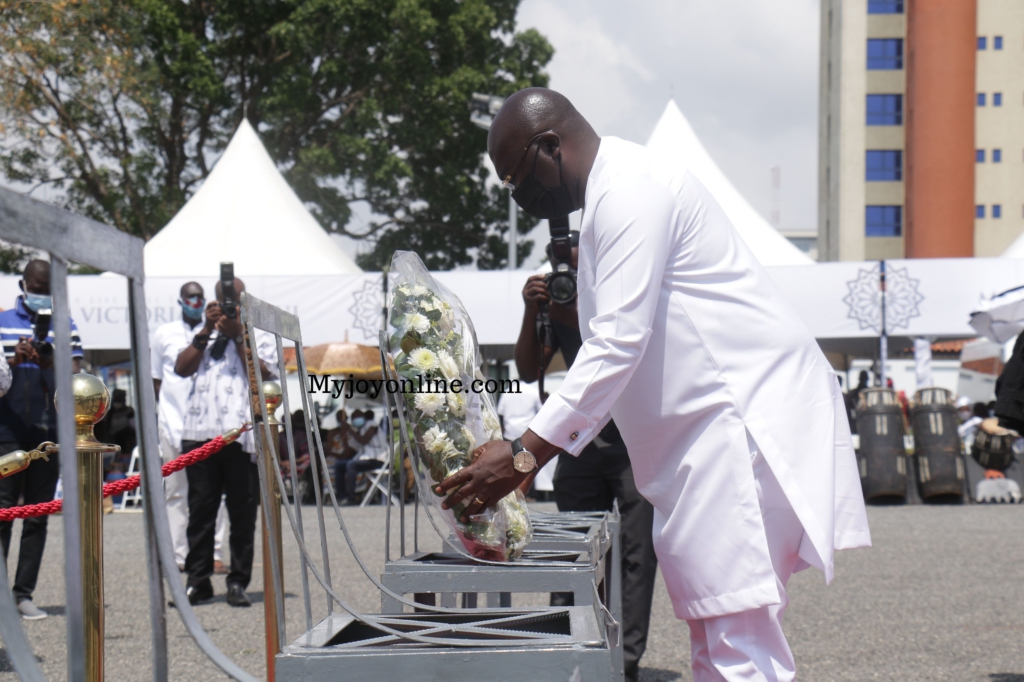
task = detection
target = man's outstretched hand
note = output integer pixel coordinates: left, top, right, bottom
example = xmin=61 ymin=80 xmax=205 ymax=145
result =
xmin=436 ymin=440 xmax=528 ymax=522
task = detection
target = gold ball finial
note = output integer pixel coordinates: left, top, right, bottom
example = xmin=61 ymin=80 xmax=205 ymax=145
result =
xmin=262 ymin=380 xmax=283 ymax=426
xmin=71 ymin=374 xmax=111 ymax=427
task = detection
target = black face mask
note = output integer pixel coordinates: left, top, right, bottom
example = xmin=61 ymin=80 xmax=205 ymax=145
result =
xmin=511 ymin=146 xmax=575 ymax=220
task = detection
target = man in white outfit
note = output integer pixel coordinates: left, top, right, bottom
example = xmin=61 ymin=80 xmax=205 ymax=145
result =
xmin=151 ymin=282 xmax=227 ymax=571
xmin=438 ymin=88 xmax=871 ymax=681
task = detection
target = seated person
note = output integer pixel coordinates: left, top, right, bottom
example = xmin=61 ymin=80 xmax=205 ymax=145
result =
xmin=335 ymin=410 xmax=386 ymax=504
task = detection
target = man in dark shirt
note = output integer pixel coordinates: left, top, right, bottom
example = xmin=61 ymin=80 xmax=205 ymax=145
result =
xmin=513 ymin=233 xmax=657 ymax=682
xmin=0 ymin=259 xmax=84 ymax=620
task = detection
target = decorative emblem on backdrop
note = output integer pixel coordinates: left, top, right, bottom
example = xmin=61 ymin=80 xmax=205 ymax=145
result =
xmin=843 ymin=265 xmax=882 ymax=333
xmin=842 ymin=264 xmax=924 ymax=334
xmin=347 ymin=277 xmax=384 ymax=342
xmin=884 ymin=266 xmax=925 ymax=331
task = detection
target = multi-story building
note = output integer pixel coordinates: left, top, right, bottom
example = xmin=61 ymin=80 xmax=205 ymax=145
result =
xmin=818 ymin=0 xmax=1024 ymax=261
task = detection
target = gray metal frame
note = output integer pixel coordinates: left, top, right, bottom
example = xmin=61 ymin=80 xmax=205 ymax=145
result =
xmin=0 ymin=187 xmax=259 ymax=682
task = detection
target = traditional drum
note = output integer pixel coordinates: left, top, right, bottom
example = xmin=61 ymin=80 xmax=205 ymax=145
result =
xmin=971 ymin=430 xmax=1017 ymax=472
xmin=911 ymin=387 xmax=965 ymax=500
xmin=855 ymin=388 xmax=907 ymax=502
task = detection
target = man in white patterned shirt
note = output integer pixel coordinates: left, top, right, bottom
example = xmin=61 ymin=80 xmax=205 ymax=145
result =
xmin=176 ymin=277 xmax=277 ymax=607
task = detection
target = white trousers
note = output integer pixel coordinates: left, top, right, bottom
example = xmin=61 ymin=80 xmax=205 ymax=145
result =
xmin=686 ymin=451 xmax=804 ymax=682
xmin=160 ymin=428 xmax=226 ymax=569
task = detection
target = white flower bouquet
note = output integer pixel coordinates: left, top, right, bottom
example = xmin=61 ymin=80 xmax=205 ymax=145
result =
xmin=387 ymin=251 xmax=533 ymax=561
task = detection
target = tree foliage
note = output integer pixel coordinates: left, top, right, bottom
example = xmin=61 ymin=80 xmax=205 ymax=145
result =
xmin=0 ymin=0 xmax=551 ymax=268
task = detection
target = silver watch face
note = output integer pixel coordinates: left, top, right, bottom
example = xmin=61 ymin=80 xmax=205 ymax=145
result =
xmin=513 ymin=450 xmax=537 ymax=473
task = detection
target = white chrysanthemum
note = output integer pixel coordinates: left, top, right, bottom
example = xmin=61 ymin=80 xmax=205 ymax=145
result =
xmin=446 ymin=391 xmax=467 ymax=418
xmin=409 ymin=285 xmax=430 ymax=296
xmin=419 ymin=297 xmax=440 ymax=312
xmin=414 ymin=392 xmax=445 ymax=417
xmin=437 ymin=351 xmax=460 ymax=381
xmin=409 ymin=347 xmax=437 ymax=372
xmin=423 ymin=425 xmax=451 ymax=454
xmin=406 ymin=313 xmax=431 ymax=334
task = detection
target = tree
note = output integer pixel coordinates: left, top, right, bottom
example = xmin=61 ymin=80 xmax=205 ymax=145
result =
xmin=0 ymin=0 xmax=551 ymax=268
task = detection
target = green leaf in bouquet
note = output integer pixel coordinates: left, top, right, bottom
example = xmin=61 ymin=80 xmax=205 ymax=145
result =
xmin=400 ymin=334 xmax=421 ymax=354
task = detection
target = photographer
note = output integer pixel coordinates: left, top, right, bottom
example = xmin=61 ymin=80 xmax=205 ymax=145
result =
xmin=175 ymin=275 xmax=277 ymax=607
xmin=0 ymin=259 xmax=83 ymax=620
xmin=514 ymin=232 xmax=657 ymax=682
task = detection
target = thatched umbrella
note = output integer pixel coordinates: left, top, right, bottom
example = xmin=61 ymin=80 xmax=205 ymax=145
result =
xmin=285 ymin=342 xmax=384 ymax=380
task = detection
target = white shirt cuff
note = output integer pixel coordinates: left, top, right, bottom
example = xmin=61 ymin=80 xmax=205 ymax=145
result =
xmin=527 ymin=392 xmax=599 ymax=456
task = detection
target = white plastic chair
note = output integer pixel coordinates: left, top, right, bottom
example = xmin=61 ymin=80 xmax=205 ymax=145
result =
xmin=118 ymin=447 xmax=144 ymax=510
xmin=359 ymin=464 xmax=400 ymax=507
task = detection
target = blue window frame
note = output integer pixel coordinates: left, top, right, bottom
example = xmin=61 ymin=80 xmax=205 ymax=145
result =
xmin=977 ymin=149 xmax=986 ymax=162
xmin=978 ymin=93 xmax=987 ymax=106
xmin=867 ymin=39 xmax=903 ymax=69
xmin=994 ymin=149 xmax=1002 ymax=163
xmin=979 ymin=36 xmax=988 ymax=50
xmin=994 ymin=93 xmax=1003 ymax=106
xmin=994 ymin=205 xmax=1003 ymax=218
xmin=977 ymin=205 xmax=986 ymax=218
xmin=995 ymin=36 xmax=1004 ymax=50
xmin=868 ymin=0 xmax=904 ymax=13
xmin=866 ymin=206 xmax=902 ymax=237
xmin=866 ymin=94 xmax=903 ymax=125
xmin=866 ymin=150 xmax=903 ymax=181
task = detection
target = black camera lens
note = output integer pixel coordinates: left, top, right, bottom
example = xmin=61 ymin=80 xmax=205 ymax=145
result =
xmin=548 ymin=272 xmax=577 ymax=305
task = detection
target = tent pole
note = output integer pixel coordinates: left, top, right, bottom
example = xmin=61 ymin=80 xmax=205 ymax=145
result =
xmin=879 ymin=260 xmax=887 ymax=388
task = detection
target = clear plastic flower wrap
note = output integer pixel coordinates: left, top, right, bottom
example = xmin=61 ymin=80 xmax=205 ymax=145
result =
xmin=387 ymin=250 xmax=533 ymax=561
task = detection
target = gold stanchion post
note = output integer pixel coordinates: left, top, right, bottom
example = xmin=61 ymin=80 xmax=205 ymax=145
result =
xmin=68 ymin=374 xmax=119 ymax=682
xmin=261 ymin=380 xmax=285 ymax=680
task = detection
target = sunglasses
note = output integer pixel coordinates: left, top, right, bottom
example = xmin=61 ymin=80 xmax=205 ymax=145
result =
xmin=501 ymin=130 xmax=554 ymax=191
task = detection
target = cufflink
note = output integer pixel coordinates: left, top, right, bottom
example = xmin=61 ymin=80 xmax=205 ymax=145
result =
xmin=569 ymin=431 xmax=579 ymax=442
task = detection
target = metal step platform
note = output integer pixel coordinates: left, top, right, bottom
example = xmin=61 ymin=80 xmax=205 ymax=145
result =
xmin=276 ymin=605 xmax=618 ymax=682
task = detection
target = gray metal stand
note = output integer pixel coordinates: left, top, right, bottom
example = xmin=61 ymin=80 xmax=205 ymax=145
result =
xmin=276 ymin=605 xmax=617 ymax=682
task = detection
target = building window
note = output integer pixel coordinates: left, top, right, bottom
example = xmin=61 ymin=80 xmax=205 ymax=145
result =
xmin=866 ymin=94 xmax=903 ymax=125
xmin=978 ymin=93 xmax=987 ymax=106
xmin=994 ymin=149 xmax=1002 ymax=162
xmin=866 ymin=206 xmax=902 ymax=237
xmin=994 ymin=205 xmax=1003 ymax=218
xmin=995 ymin=93 xmax=1003 ymax=106
xmin=867 ymin=39 xmax=904 ymax=70
xmin=866 ymin=151 xmax=903 ymax=181
xmin=977 ymin=205 xmax=986 ymax=218
xmin=995 ymin=36 xmax=1004 ymax=50
xmin=979 ymin=36 xmax=987 ymax=50
xmin=977 ymin=149 xmax=986 ymax=162
xmin=868 ymin=0 xmax=904 ymax=13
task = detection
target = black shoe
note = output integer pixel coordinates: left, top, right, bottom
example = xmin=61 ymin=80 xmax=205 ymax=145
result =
xmin=226 ymin=583 xmax=251 ymax=608
xmin=186 ymin=583 xmax=214 ymax=606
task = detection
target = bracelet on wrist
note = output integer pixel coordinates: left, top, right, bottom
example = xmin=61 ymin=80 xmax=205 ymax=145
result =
xmin=191 ymin=333 xmax=210 ymax=350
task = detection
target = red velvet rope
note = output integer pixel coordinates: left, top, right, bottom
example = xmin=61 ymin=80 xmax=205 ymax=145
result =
xmin=0 ymin=436 xmax=230 ymax=522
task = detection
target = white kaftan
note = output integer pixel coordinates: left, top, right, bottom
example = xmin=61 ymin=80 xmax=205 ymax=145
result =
xmin=529 ymin=137 xmax=870 ymax=620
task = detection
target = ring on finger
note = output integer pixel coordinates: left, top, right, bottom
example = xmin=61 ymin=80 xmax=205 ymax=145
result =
xmin=473 ymin=497 xmax=485 ymax=508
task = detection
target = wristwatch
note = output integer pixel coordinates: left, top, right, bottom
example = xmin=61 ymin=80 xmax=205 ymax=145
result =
xmin=510 ymin=437 xmax=538 ymax=473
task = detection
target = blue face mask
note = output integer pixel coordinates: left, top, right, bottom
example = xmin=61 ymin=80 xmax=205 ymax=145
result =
xmin=352 ymin=417 xmax=366 ymax=428
xmin=179 ymin=296 xmax=205 ymax=321
xmin=24 ymin=293 xmax=51 ymax=312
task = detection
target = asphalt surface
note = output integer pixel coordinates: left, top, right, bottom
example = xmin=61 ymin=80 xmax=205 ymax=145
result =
xmin=0 ymin=503 xmax=1023 ymax=681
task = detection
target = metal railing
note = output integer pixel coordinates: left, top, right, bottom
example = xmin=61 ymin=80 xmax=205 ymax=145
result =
xmin=0 ymin=187 xmax=259 ymax=682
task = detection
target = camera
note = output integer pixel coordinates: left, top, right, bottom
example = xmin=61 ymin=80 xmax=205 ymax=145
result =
xmin=210 ymin=262 xmax=236 ymax=360
xmin=544 ymin=216 xmax=577 ymax=305
xmin=31 ymin=308 xmax=53 ymax=361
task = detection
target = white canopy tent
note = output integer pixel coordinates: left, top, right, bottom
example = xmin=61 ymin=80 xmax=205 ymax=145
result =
xmin=143 ymin=119 xmax=361 ymax=277
xmin=645 ymin=100 xmax=812 ymax=267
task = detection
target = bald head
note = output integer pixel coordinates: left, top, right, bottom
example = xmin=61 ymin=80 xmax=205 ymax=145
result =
xmin=215 ymin=277 xmax=245 ymax=302
xmin=487 ymin=88 xmax=599 ymax=216
xmin=22 ymin=259 xmax=50 ymax=295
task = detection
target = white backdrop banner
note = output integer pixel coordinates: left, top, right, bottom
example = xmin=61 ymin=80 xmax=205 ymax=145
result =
xmin=0 ymin=258 xmax=1016 ymax=350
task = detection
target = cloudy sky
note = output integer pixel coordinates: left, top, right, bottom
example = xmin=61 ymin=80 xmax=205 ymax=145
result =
xmin=509 ymin=0 xmax=821 ymax=262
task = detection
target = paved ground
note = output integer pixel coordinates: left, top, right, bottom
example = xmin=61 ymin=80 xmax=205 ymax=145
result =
xmin=0 ymin=503 xmax=1023 ymax=681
